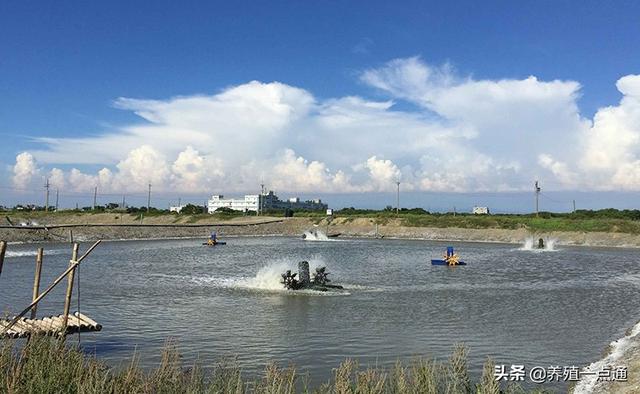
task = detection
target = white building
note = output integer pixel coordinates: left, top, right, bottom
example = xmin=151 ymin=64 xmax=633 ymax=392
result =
xmin=169 ymin=205 xmax=185 ymax=213
xmin=207 ymin=191 xmax=327 ymax=213
xmin=208 ymin=194 xmax=259 ymax=213
xmin=473 ymin=206 xmax=490 ymax=215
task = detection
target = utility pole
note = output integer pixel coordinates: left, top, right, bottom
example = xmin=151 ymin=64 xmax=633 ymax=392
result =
xmin=453 ymin=206 xmax=456 ymax=217
xmin=122 ymin=195 xmax=126 ymax=209
xmin=572 ymin=199 xmax=576 ymax=213
xmin=92 ymin=186 xmax=97 ymax=210
xmin=534 ymin=180 xmax=541 ymax=217
xmin=55 ymin=189 xmax=59 ymax=212
xmin=396 ymin=181 xmax=400 ymax=215
xmin=260 ymin=182 xmax=265 ymax=216
xmin=44 ymin=178 xmax=50 ymax=212
xmin=147 ymin=183 xmax=151 ymax=212
xmin=178 ymin=197 xmax=181 ymax=207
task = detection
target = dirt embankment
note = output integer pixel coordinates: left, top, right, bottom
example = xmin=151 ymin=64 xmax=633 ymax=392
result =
xmin=1 ymin=214 xmax=639 ymax=247
xmin=326 ymin=217 xmax=640 ymax=248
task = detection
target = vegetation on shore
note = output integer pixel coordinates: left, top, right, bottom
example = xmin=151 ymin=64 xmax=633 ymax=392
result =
xmin=0 ymin=337 xmax=555 ymax=393
xmin=3 ymin=207 xmax=640 ymax=234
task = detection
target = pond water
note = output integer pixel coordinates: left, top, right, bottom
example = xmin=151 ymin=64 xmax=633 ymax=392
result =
xmin=2 ymin=236 xmax=639 ymax=391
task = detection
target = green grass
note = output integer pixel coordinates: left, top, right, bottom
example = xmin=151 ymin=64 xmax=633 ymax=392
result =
xmin=0 ymin=337 xmax=556 ymax=393
xmin=6 ymin=209 xmax=640 ymax=234
xmin=398 ymin=214 xmax=640 ymax=234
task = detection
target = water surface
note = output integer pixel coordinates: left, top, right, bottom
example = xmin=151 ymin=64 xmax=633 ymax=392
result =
xmin=1 ymin=237 xmax=639 ymax=391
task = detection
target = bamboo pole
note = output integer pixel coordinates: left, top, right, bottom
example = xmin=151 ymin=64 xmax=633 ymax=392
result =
xmin=0 ymin=240 xmax=101 ymax=335
xmin=62 ymin=243 xmax=79 ymax=330
xmin=30 ymin=248 xmax=44 ymax=319
xmin=0 ymin=240 xmax=6 ymax=279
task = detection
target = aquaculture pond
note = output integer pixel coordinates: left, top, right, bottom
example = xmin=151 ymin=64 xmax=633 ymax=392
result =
xmin=2 ymin=236 xmax=639 ymax=391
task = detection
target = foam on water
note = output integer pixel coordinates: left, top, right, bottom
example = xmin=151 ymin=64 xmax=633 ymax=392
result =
xmin=4 ymin=249 xmax=66 ymax=258
xmin=191 ymin=259 xmax=350 ymax=296
xmin=302 ymin=229 xmax=331 ymax=241
xmin=573 ymin=320 xmax=640 ymax=394
xmin=518 ymin=237 xmax=557 ymax=252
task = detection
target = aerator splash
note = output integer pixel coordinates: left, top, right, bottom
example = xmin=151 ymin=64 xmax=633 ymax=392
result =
xmin=281 ymin=261 xmax=344 ymax=291
xmin=431 ymin=246 xmax=466 ymax=266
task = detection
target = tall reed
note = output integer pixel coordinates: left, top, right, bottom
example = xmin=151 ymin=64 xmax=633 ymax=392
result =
xmin=0 ymin=337 xmax=553 ymax=393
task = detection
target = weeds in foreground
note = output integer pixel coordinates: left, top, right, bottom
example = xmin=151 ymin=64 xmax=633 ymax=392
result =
xmin=0 ymin=337 xmax=555 ymax=393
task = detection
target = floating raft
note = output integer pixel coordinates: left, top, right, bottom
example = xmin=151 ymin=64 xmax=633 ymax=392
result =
xmin=202 ymin=241 xmax=226 ymax=246
xmin=0 ymin=312 xmax=102 ymax=338
xmin=431 ymin=259 xmax=467 ymax=266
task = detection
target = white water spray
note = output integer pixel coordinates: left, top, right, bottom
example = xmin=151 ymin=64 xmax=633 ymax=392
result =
xmin=302 ymin=229 xmax=331 ymax=241
xmin=190 ymin=259 xmax=349 ymax=295
xmin=573 ymin=320 xmax=640 ymax=393
xmin=519 ymin=237 xmax=557 ymax=251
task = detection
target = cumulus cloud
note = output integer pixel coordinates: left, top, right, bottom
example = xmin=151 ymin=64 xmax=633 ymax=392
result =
xmin=171 ymin=146 xmax=224 ymax=192
xmin=543 ymin=74 xmax=640 ymax=190
xmin=48 ymin=168 xmax=65 ymax=190
xmin=271 ymin=149 xmax=356 ymax=193
xmin=12 ymin=152 xmax=40 ymax=190
xmin=362 ymin=156 xmax=401 ymax=192
xmin=9 ymin=58 xmax=640 ymax=194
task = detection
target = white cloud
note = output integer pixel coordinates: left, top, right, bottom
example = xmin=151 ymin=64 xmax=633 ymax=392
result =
xmin=171 ymin=146 xmax=224 ymax=192
xmin=12 ymin=152 xmax=40 ymax=190
xmin=113 ymin=145 xmax=170 ymax=192
xmin=363 ymin=156 xmax=401 ymax=192
xmin=270 ymin=149 xmax=356 ymax=193
xmin=10 ymin=59 xmax=640 ymax=194
xmin=544 ymin=74 xmax=640 ymax=190
xmin=48 ymin=168 xmax=65 ymax=190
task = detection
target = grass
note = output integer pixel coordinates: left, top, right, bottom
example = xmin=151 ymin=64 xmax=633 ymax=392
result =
xmin=7 ymin=209 xmax=640 ymax=234
xmin=0 ymin=337 xmax=557 ymax=393
xmin=399 ymin=214 xmax=640 ymax=234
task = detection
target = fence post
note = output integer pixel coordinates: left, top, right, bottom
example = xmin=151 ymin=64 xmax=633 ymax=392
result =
xmin=30 ymin=248 xmax=44 ymax=319
xmin=0 ymin=241 xmax=6 ymax=280
xmin=62 ymin=243 xmax=79 ymax=331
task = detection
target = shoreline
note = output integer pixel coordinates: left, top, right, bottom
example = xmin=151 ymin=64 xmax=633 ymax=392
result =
xmin=1 ymin=217 xmax=640 ymax=248
xmin=572 ymin=320 xmax=640 ymax=394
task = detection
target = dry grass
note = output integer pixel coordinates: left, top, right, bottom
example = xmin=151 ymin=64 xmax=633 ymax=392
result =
xmin=0 ymin=337 xmax=555 ymax=393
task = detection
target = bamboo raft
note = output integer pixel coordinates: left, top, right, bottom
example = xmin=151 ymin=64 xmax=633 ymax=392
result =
xmin=0 ymin=312 xmax=102 ymax=338
xmin=0 ymin=240 xmax=103 ymax=339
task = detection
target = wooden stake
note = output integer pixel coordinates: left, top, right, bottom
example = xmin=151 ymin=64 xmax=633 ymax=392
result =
xmin=62 ymin=243 xmax=79 ymax=330
xmin=0 ymin=241 xmax=6 ymax=279
xmin=0 ymin=240 xmax=101 ymax=335
xmin=30 ymin=248 xmax=44 ymax=319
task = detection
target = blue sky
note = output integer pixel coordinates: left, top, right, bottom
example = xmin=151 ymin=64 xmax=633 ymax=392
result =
xmin=1 ymin=1 xmax=640 ymax=210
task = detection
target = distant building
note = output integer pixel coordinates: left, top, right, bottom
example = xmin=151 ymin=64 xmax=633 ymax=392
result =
xmin=473 ymin=206 xmax=490 ymax=215
xmin=207 ymin=191 xmax=327 ymax=213
xmin=169 ymin=205 xmax=185 ymax=213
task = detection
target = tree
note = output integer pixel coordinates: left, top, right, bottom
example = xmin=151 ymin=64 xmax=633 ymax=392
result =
xmin=180 ymin=204 xmax=204 ymax=214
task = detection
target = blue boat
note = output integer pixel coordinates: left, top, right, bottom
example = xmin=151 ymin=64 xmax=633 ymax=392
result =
xmin=431 ymin=246 xmax=466 ymax=266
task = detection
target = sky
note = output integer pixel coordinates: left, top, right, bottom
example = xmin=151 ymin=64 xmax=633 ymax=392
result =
xmin=1 ymin=1 xmax=640 ymax=211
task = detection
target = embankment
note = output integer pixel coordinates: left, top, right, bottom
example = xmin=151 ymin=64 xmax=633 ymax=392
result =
xmin=1 ymin=215 xmax=639 ymax=247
